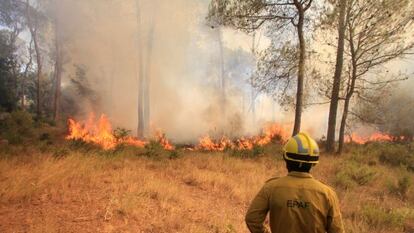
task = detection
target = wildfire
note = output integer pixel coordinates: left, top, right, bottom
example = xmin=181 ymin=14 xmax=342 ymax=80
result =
xmin=66 ymin=114 xmax=173 ymax=150
xmin=344 ymin=132 xmax=394 ymax=144
xmin=67 ymin=114 xmax=287 ymax=151
xmin=196 ymin=123 xmax=289 ymax=151
xmin=155 ymin=131 xmax=175 ymax=151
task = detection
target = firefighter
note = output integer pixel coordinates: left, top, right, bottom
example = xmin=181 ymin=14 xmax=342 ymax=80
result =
xmin=245 ymin=132 xmax=344 ymax=233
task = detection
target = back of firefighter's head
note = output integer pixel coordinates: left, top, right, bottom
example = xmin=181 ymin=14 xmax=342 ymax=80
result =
xmin=283 ymin=132 xmax=320 ymax=173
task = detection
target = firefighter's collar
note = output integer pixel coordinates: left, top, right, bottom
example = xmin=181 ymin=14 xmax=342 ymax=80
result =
xmin=288 ymin=171 xmax=313 ymax=178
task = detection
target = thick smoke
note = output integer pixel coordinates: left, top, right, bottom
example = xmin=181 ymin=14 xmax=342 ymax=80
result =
xmin=55 ymin=0 xmax=414 ymax=142
xmin=56 ymin=0 xmax=278 ymax=142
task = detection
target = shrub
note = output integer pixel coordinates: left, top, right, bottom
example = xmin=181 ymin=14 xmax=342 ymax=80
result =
xmin=362 ymin=204 xmax=414 ymax=230
xmin=68 ymin=139 xmax=102 ymax=153
xmin=334 ymin=161 xmax=377 ymax=189
xmin=387 ymin=172 xmax=412 ymax=199
xmin=39 ymin=132 xmax=51 ymax=141
xmin=230 ymin=145 xmax=264 ymax=159
xmin=252 ymin=145 xmax=265 ymax=157
xmin=144 ymin=140 xmax=167 ymax=158
xmin=334 ymin=170 xmax=356 ymax=189
xmin=348 ymin=150 xmax=378 ymax=166
xmin=168 ymin=150 xmax=180 ymax=160
xmin=0 ymin=111 xmax=34 ymax=144
xmin=368 ymin=143 xmax=414 ymax=171
xmin=113 ymin=127 xmax=131 ymax=140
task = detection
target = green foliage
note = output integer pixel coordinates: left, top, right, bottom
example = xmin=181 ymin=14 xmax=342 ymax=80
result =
xmin=0 ymin=111 xmax=34 ymax=144
xmin=68 ymin=139 xmax=102 ymax=153
xmin=362 ymin=204 xmax=414 ymax=230
xmin=334 ymin=161 xmax=377 ymax=189
xmin=229 ymin=145 xmax=264 ymax=159
xmin=386 ymin=172 xmax=412 ymax=199
xmin=334 ymin=170 xmax=356 ymax=189
xmin=39 ymin=132 xmax=50 ymax=141
xmin=113 ymin=127 xmax=131 ymax=140
xmin=144 ymin=140 xmax=167 ymax=158
xmin=168 ymin=150 xmax=180 ymax=160
xmin=377 ymin=144 xmax=414 ymax=171
xmin=352 ymin=143 xmax=414 ymax=171
xmin=0 ymin=30 xmax=19 ymax=111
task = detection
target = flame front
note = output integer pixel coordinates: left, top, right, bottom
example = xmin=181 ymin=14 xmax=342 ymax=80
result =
xmin=67 ymin=115 xmax=403 ymax=151
xmin=196 ymin=123 xmax=289 ymax=151
xmin=155 ymin=131 xmax=175 ymax=151
xmin=67 ymin=115 xmax=289 ymax=151
xmin=67 ymin=114 xmax=147 ymax=150
xmin=344 ymin=132 xmax=395 ymax=144
xmin=67 ymin=114 xmax=119 ymax=150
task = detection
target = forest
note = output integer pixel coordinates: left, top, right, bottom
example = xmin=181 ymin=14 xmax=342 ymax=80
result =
xmin=0 ymin=0 xmax=413 ymax=232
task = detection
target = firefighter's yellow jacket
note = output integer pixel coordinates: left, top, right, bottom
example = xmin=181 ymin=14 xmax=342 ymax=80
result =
xmin=245 ymin=172 xmax=344 ymax=233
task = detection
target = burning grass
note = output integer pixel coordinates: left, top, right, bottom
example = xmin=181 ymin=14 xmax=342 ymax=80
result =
xmin=67 ymin=114 xmax=406 ymax=155
xmin=0 ymin=143 xmax=413 ymax=233
xmin=66 ymin=114 xmax=289 ymax=152
xmin=344 ymin=132 xmax=404 ymax=144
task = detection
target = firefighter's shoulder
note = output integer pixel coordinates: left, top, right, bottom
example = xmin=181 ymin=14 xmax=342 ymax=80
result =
xmin=315 ymin=179 xmax=338 ymax=194
xmin=265 ymin=176 xmax=280 ymax=183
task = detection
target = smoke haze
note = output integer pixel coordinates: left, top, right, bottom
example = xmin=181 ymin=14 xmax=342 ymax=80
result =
xmin=54 ymin=0 xmax=413 ymax=142
xmin=56 ymin=0 xmax=278 ymax=142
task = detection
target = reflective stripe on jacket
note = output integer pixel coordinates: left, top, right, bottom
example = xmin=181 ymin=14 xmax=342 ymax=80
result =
xmin=245 ymin=172 xmax=344 ymax=233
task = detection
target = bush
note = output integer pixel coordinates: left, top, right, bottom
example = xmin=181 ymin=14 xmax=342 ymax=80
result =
xmin=168 ymin=150 xmax=180 ymax=160
xmin=68 ymin=139 xmax=102 ymax=153
xmin=229 ymin=145 xmax=264 ymax=158
xmin=365 ymin=143 xmax=414 ymax=171
xmin=0 ymin=111 xmax=34 ymax=144
xmin=387 ymin=172 xmax=412 ymax=199
xmin=144 ymin=140 xmax=167 ymax=158
xmin=334 ymin=161 xmax=377 ymax=189
xmin=113 ymin=127 xmax=131 ymax=140
xmin=362 ymin=204 xmax=414 ymax=230
xmin=334 ymin=170 xmax=356 ymax=189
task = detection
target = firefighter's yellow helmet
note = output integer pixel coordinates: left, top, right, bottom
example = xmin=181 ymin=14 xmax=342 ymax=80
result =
xmin=283 ymin=132 xmax=319 ymax=164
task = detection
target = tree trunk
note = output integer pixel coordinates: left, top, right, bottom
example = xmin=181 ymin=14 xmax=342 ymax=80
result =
xmin=337 ymin=94 xmax=350 ymax=154
xmin=21 ymin=40 xmax=33 ymax=110
xmin=338 ymin=26 xmax=357 ymax=154
xmin=109 ymin=69 xmax=115 ymax=117
xmin=136 ymin=0 xmax=144 ymax=139
xmin=326 ymin=0 xmax=348 ymax=152
xmin=26 ymin=0 xmax=42 ymax=119
xmin=250 ymin=85 xmax=256 ymax=123
xmin=250 ymin=33 xmax=256 ymax=124
xmin=293 ymin=8 xmax=305 ymax=136
xmin=143 ymin=22 xmax=155 ymax=137
xmin=217 ymin=28 xmax=226 ymax=119
xmin=53 ymin=21 xmax=62 ymax=122
xmin=20 ymin=78 xmax=26 ymax=109
xmin=34 ymin=36 xmax=42 ymax=118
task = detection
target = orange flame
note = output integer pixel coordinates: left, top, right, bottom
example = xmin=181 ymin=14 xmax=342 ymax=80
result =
xmin=195 ymin=123 xmax=289 ymax=151
xmin=196 ymin=136 xmax=232 ymax=151
xmin=155 ymin=131 xmax=175 ymax=151
xmin=67 ymin=114 xmax=289 ymax=151
xmin=66 ymin=114 xmax=175 ymax=150
xmin=67 ymin=114 xmax=119 ymax=150
xmin=344 ymin=132 xmax=395 ymax=144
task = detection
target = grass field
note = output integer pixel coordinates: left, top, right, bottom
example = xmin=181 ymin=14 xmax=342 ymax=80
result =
xmin=0 ymin=141 xmax=413 ymax=233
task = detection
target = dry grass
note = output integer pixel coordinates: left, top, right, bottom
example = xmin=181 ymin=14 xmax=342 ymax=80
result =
xmin=0 ymin=145 xmax=413 ymax=233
